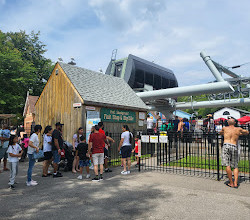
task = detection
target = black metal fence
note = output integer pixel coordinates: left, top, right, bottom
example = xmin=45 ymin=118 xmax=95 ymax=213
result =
xmin=107 ymin=131 xmax=250 ymax=182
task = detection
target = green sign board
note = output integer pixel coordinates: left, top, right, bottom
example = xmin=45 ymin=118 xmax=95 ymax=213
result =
xmin=101 ymin=108 xmax=136 ymax=123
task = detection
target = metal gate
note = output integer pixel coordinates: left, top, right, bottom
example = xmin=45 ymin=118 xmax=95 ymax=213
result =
xmin=138 ymin=132 xmax=250 ymax=182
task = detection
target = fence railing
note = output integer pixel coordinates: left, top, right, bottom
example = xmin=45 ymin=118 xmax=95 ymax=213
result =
xmin=106 ymin=131 xmax=250 ymax=182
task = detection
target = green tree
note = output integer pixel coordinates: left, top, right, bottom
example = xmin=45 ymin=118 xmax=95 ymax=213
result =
xmin=0 ymin=30 xmax=53 ymax=114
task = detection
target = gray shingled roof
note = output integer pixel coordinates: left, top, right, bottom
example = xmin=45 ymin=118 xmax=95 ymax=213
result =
xmin=59 ymin=62 xmax=148 ymax=111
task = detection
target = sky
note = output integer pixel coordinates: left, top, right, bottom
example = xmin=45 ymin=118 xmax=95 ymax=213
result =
xmin=0 ymin=0 xmax=250 ymax=86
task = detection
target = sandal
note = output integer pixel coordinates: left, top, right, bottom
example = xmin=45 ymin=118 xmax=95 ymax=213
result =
xmin=226 ymin=183 xmax=234 ymax=188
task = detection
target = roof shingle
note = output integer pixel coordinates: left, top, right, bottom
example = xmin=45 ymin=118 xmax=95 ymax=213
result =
xmin=59 ymin=62 xmax=148 ymax=111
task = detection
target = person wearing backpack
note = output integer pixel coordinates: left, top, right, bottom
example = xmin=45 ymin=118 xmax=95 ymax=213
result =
xmin=118 ymin=125 xmax=133 ymax=175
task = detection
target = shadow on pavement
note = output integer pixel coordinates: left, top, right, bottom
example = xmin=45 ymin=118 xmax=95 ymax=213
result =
xmin=0 ymin=161 xmax=172 ymax=220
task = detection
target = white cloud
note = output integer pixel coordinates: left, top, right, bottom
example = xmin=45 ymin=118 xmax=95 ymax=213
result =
xmin=0 ymin=0 xmax=250 ymax=86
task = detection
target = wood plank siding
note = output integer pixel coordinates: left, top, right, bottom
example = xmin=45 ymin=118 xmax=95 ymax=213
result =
xmin=35 ymin=63 xmax=84 ymax=142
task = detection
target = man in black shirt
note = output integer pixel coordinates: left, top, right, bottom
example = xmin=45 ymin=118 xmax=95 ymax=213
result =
xmin=76 ymin=136 xmax=90 ymax=180
xmin=173 ymin=116 xmax=180 ymax=132
xmin=52 ymin=122 xmax=64 ymax=178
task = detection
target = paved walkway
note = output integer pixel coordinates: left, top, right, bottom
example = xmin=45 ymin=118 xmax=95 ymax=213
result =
xmin=0 ymin=161 xmax=249 ymax=220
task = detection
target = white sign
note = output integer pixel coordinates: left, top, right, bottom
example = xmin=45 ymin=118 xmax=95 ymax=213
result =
xmin=86 ymin=111 xmax=100 ymax=142
xmin=86 ymin=106 xmax=96 ymax=111
xmin=159 ymin=136 xmax=168 ymax=143
xmin=73 ymin=103 xmax=82 ymax=108
xmin=138 ymin=120 xmax=144 ymax=127
xmin=141 ymin=135 xmax=150 ymax=143
xmin=138 ymin=140 xmax=141 ymax=157
xmin=150 ymin=136 xmax=159 ymax=143
xmin=139 ymin=112 xmax=146 ymax=120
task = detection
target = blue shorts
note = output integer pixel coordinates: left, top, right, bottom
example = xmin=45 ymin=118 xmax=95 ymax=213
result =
xmin=79 ymin=159 xmax=90 ymax=167
xmin=52 ymin=150 xmax=61 ymax=164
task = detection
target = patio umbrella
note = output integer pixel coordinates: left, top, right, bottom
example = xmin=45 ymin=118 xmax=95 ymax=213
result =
xmin=237 ymin=116 xmax=250 ymax=124
xmin=214 ymin=118 xmax=227 ymax=124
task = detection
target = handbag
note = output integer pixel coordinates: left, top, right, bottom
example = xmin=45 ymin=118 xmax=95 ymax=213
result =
xmin=33 ymin=149 xmax=44 ymax=159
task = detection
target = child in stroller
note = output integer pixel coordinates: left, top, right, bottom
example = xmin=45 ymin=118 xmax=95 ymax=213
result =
xmin=58 ymin=141 xmax=74 ymax=172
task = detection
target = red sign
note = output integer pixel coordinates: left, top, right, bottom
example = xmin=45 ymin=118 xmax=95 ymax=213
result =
xmin=138 ymin=140 xmax=141 ymax=157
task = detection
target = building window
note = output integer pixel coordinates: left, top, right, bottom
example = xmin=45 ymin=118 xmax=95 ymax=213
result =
xmin=153 ymin=74 xmax=161 ymax=90
xmin=162 ymin=78 xmax=169 ymax=89
xmin=223 ymin=111 xmax=230 ymax=115
xmin=135 ymin=69 xmax=144 ymax=84
xmin=145 ymin=72 xmax=154 ymax=86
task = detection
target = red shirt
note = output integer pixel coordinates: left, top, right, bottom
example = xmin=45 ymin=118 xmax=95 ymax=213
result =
xmin=135 ymin=141 xmax=138 ymax=153
xmin=89 ymin=132 xmax=106 ymax=154
xmin=99 ymin=128 xmax=105 ymax=135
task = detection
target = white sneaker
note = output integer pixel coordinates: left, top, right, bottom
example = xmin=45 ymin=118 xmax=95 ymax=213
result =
xmin=77 ymin=175 xmax=83 ymax=180
xmin=27 ymin=181 xmax=38 ymax=186
xmin=86 ymin=174 xmax=91 ymax=179
xmin=127 ymin=171 xmax=131 ymax=174
xmin=89 ymin=164 xmax=94 ymax=170
xmin=31 ymin=180 xmax=38 ymax=184
xmin=121 ymin=171 xmax=128 ymax=175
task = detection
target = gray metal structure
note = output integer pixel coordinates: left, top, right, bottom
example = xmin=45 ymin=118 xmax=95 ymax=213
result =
xmin=200 ymin=51 xmax=225 ymax=82
xmin=137 ymin=81 xmax=233 ymax=101
xmin=176 ymin=98 xmax=250 ymax=109
xmin=135 ymin=51 xmax=250 ymax=114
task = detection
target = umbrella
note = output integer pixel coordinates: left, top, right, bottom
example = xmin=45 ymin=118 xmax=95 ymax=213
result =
xmin=214 ymin=118 xmax=227 ymax=124
xmin=238 ymin=116 xmax=250 ymax=124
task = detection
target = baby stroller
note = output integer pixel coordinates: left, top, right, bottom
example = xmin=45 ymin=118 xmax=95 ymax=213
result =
xmin=58 ymin=141 xmax=74 ymax=172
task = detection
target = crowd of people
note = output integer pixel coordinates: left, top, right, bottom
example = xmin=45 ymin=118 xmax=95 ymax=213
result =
xmin=148 ymin=114 xmax=217 ymax=133
xmin=147 ymin=113 xmax=247 ymax=138
xmin=1 ymin=114 xmax=249 ymax=190
xmin=0 ymin=122 xmax=136 ymax=190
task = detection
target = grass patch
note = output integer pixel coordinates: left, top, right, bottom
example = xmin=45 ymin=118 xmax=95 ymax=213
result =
xmin=109 ymin=154 xmax=151 ymax=166
xmin=165 ymin=156 xmax=249 ymax=172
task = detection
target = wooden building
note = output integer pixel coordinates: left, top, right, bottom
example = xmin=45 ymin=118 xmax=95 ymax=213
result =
xmin=35 ymin=62 xmax=148 ymax=143
xmin=23 ymin=92 xmax=38 ymax=135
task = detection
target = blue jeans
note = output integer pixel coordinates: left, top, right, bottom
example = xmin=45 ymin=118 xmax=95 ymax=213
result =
xmin=27 ymin=154 xmax=36 ymax=182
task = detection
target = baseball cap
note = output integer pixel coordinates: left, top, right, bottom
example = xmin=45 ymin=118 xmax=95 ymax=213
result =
xmin=55 ymin=122 xmax=64 ymax=126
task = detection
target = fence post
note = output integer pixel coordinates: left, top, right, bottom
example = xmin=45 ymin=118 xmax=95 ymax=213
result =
xmin=138 ymin=157 xmax=141 ymax=172
xmin=216 ymin=134 xmax=220 ymax=181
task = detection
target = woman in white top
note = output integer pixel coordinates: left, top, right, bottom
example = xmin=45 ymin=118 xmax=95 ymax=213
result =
xmin=27 ymin=125 xmax=42 ymax=186
xmin=42 ymin=126 xmax=53 ymax=177
xmin=72 ymin=127 xmax=84 ymax=173
xmin=118 ymin=125 xmax=133 ymax=175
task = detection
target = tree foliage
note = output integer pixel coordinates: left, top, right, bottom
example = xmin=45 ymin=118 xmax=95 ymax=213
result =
xmin=0 ymin=30 xmax=53 ymax=114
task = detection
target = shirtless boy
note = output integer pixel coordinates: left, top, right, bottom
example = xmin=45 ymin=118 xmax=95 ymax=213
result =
xmin=219 ymin=119 xmax=249 ymax=188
